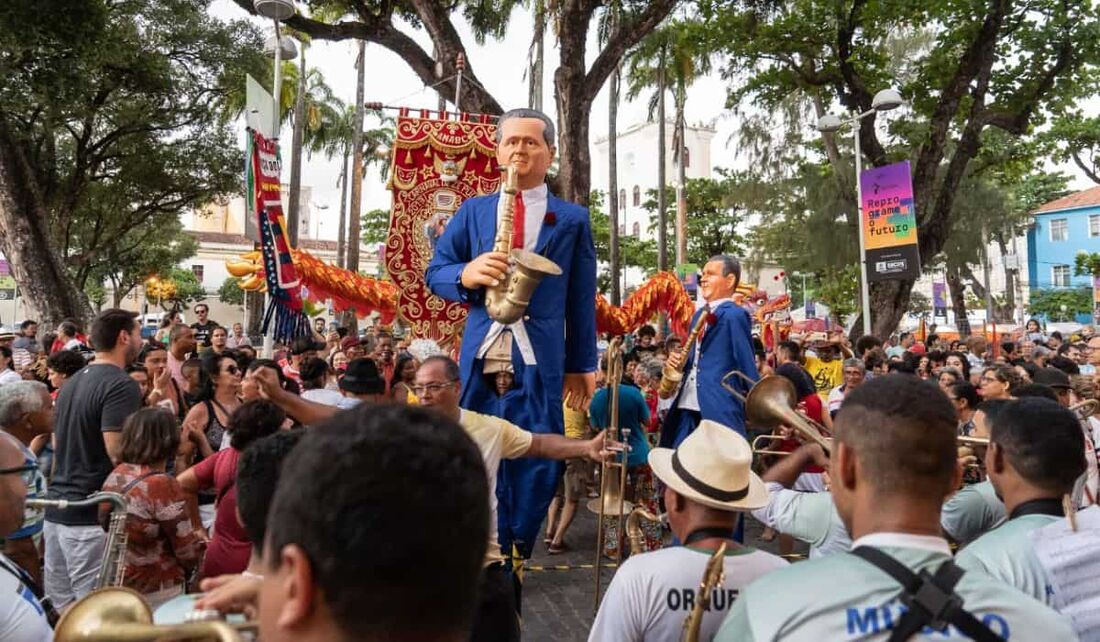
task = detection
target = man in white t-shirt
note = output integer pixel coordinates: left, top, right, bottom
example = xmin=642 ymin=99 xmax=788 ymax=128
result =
xmin=750 ymin=442 xmax=851 ymax=559
xmin=0 ymin=429 xmax=53 ymax=641
xmin=249 ymin=356 xmax=612 ymax=642
xmin=590 ymin=420 xmax=786 ymax=642
xmin=717 ymin=374 xmax=1073 ymax=642
xmin=956 ymin=398 xmax=1092 ymax=616
xmin=825 ymin=358 xmax=865 ymax=420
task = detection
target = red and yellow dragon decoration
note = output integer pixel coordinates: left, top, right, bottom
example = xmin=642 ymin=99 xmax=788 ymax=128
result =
xmin=227 ymin=250 xmax=791 ymax=340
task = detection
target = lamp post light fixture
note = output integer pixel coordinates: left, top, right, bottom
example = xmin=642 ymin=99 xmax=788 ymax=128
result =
xmin=254 ymin=0 xmax=296 ymax=20
xmin=254 ymin=0 xmax=295 ymax=359
xmin=263 ymin=34 xmax=298 ymax=61
xmin=816 ymin=88 xmax=905 ymax=335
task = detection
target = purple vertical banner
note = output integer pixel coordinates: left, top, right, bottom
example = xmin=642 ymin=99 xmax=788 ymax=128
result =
xmin=932 ymin=281 xmax=947 ymax=318
xmin=1093 ymin=276 xmax=1100 ymax=325
xmin=861 ymin=161 xmax=921 ymax=282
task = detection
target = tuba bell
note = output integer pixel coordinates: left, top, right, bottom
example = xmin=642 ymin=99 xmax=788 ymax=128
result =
xmin=484 ymin=164 xmax=563 ymax=324
xmin=54 ymin=587 xmax=255 ymax=641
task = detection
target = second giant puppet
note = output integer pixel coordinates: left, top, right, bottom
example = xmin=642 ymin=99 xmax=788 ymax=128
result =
xmin=660 ymin=256 xmax=759 ymax=447
xmin=426 ymin=109 xmax=597 ymax=558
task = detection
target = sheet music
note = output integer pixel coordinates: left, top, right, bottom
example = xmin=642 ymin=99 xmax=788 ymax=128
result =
xmin=1030 ymin=505 xmax=1100 ymax=641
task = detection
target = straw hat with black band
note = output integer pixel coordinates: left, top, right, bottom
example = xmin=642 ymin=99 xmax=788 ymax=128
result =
xmin=648 ymin=420 xmax=769 ymax=512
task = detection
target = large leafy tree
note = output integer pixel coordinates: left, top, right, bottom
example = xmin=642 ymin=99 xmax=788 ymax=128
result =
xmin=230 ymin=0 xmax=681 ymax=204
xmin=0 ymin=0 xmax=265 ymax=325
xmin=702 ymin=0 xmax=1100 ymax=337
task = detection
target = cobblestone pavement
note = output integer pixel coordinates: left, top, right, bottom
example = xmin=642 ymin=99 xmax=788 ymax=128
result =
xmin=520 ymin=502 xmax=809 ymax=641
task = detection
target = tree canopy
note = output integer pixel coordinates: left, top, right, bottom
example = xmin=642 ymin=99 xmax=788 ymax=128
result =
xmin=698 ymin=0 xmax=1100 ymax=336
xmin=0 ymin=0 xmax=265 ymax=324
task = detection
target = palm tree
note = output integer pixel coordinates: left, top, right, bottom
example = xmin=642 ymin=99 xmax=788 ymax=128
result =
xmin=599 ymin=1 xmax=624 ymax=303
xmin=626 ymin=19 xmax=713 ymax=267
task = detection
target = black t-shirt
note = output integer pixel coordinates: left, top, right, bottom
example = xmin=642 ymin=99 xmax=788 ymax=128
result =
xmin=191 ymin=321 xmax=220 ymax=347
xmin=46 ymin=363 xmax=143 ymax=525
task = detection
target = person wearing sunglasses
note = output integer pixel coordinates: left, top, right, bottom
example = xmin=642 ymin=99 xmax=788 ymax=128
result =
xmin=0 ymin=433 xmax=53 ymax=641
xmin=0 ymin=382 xmax=52 ymax=590
xmin=177 ymin=352 xmax=242 ymax=529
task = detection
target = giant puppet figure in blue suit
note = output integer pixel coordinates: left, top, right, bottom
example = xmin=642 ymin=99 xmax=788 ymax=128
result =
xmin=425 ymin=109 xmax=597 ymax=560
xmin=659 ymin=255 xmax=759 ymax=448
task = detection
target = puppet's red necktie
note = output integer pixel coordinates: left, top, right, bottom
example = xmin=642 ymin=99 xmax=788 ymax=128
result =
xmin=512 ymin=191 xmax=526 ymax=251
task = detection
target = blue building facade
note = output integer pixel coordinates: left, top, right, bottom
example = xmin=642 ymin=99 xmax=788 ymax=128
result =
xmin=1027 ymin=187 xmax=1100 ymax=323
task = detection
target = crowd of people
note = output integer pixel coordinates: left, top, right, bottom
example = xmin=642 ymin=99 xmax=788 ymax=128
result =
xmin=2 ymin=103 xmax=1098 ymax=642
xmin=0 ymin=300 xmax=1097 ymax=640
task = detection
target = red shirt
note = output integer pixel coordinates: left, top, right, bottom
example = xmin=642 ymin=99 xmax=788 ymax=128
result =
xmin=643 ymin=388 xmax=659 ymax=433
xmin=191 ymin=448 xmax=251 ymax=578
xmin=778 ymin=393 xmax=826 ymax=473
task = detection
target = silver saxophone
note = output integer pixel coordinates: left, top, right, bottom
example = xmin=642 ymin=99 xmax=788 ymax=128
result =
xmin=28 ymin=492 xmax=129 ymax=588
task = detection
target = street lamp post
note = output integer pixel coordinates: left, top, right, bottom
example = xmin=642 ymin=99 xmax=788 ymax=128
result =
xmin=816 ymin=88 xmax=904 ymax=336
xmin=257 ymin=0 xmax=297 ymax=358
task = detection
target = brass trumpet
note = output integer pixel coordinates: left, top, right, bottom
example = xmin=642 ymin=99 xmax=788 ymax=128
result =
xmin=957 ymin=435 xmax=989 ymax=447
xmin=722 ymin=371 xmax=832 ymax=454
xmin=54 ymin=587 xmax=256 ymax=642
xmin=592 ymin=337 xmax=630 ymax=612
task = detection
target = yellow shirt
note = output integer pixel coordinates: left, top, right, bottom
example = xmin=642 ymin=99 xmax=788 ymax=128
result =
xmin=563 ymin=403 xmax=588 ymax=440
xmin=459 ymin=409 xmax=534 ymax=565
xmin=803 ymin=356 xmax=842 ymax=401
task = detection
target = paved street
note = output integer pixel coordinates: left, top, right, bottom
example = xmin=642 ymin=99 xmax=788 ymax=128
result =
xmin=521 ymin=501 xmax=808 ymax=641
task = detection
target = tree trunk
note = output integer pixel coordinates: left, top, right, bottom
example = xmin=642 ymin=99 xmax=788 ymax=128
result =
xmin=946 ymin=264 xmax=971 ymax=338
xmin=336 ymin=149 xmax=349 ymax=269
xmin=656 ymin=58 xmax=668 ymax=273
xmin=674 ymin=90 xmax=687 ymax=266
xmin=553 ymin=5 xmax=593 ymax=206
xmin=343 ymin=41 xmax=366 ymax=333
xmin=0 ymin=119 xmax=90 ymax=326
xmin=960 ymin=263 xmax=1014 ymax=323
xmin=529 ymin=1 xmax=545 ymax=112
xmin=287 ymin=44 xmax=307 ymax=246
xmin=246 ymin=289 xmax=264 ymax=337
xmin=608 ymin=61 xmax=621 ymax=306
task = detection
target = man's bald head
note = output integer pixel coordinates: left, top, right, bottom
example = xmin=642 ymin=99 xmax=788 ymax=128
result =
xmin=0 ymin=435 xmax=27 ymax=536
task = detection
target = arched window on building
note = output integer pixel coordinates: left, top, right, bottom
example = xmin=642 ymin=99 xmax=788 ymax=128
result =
xmin=632 ymin=222 xmax=641 ymax=237
xmin=619 ymin=224 xmax=627 ymax=235
xmin=619 ymin=189 xmax=627 ymax=210
xmin=632 ymin=185 xmax=641 ymax=206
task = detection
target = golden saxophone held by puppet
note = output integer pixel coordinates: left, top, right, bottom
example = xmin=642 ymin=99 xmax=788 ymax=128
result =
xmin=484 ymin=163 xmax=562 ymax=324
